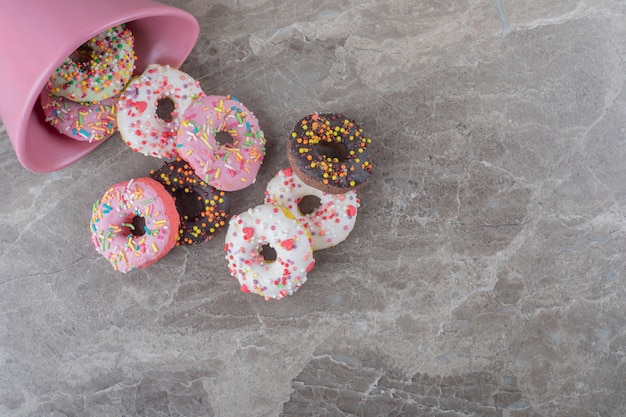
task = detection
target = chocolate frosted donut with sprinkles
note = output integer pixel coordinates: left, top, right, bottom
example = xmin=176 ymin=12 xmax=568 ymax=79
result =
xmin=287 ymin=113 xmax=373 ymax=194
xmin=151 ymin=157 xmax=232 ymax=245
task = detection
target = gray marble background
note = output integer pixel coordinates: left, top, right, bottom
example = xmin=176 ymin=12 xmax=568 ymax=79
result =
xmin=2 ymin=0 xmax=626 ymax=416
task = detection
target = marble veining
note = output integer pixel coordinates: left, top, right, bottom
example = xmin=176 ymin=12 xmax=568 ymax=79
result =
xmin=1 ymin=0 xmax=626 ymax=416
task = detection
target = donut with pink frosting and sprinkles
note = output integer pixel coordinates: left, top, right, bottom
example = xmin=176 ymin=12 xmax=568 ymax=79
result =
xmin=90 ymin=177 xmax=180 ymax=272
xmin=176 ymin=95 xmax=266 ymax=192
xmin=224 ymin=204 xmax=315 ymax=300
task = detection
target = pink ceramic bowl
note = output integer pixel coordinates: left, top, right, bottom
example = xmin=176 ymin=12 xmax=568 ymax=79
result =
xmin=0 ymin=0 xmax=199 ymax=173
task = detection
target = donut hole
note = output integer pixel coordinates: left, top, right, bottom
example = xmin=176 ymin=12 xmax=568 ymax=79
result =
xmin=314 ymin=141 xmax=348 ymax=162
xmin=70 ymin=43 xmax=94 ymax=69
xmin=173 ymin=189 xmax=205 ymax=221
xmin=130 ymin=215 xmax=147 ymax=237
xmin=215 ymin=130 xmax=235 ymax=146
xmin=156 ymin=97 xmax=176 ymax=122
xmin=297 ymin=195 xmax=322 ymax=215
xmin=260 ymin=244 xmax=277 ymax=263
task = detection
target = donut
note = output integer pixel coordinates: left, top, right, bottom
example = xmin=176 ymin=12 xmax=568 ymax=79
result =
xmin=90 ymin=177 xmax=180 ymax=272
xmin=117 ymin=64 xmax=204 ymax=158
xmin=264 ymin=167 xmax=360 ymax=250
xmin=48 ymin=24 xmax=136 ymax=103
xmin=224 ymin=204 xmax=315 ymax=300
xmin=176 ymin=95 xmax=266 ymax=191
xmin=39 ymin=85 xmax=117 ymax=143
xmin=151 ymin=157 xmax=232 ymax=245
xmin=287 ymin=113 xmax=373 ymax=194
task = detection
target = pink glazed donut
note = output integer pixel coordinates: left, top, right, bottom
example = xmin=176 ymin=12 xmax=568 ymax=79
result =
xmin=176 ymin=95 xmax=266 ymax=192
xmin=90 ymin=177 xmax=180 ymax=273
xmin=39 ymin=84 xmax=118 ymax=143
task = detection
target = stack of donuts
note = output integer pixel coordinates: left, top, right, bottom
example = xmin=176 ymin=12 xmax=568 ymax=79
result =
xmin=40 ymin=25 xmax=136 ymax=143
xmin=87 ymin=63 xmax=374 ymax=301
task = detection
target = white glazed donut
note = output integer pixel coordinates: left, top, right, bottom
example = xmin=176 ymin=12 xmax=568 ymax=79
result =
xmin=117 ymin=64 xmax=203 ymax=158
xmin=264 ymin=167 xmax=360 ymax=250
xmin=48 ymin=24 xmax=136 ymax=103
xmin=224 ymin=204 xmax=315 ymax=300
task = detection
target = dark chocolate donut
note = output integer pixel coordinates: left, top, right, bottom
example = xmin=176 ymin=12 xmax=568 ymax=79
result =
xmin=150 ymin=157 xmax=232 ymax=245
xmin=287 ymin=113 xmax=373 ymax=194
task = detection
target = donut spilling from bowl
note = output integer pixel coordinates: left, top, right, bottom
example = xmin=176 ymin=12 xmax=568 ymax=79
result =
xmin=40 ymin=24 xmax=136 ymax=143
xmin=74 ymin=28 xmax=375 ymax=302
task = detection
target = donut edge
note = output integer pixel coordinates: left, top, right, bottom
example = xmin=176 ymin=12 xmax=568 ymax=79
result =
xmin=132 ymin=177 xmax=181 ymax=269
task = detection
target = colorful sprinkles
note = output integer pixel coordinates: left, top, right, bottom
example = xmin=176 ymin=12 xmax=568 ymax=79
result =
xmin=117 ymin=64 xmax=204 ymax=158
xmin=287 ymin=113 xmax=373 ymax=194
xmin=224 ymin=204 xmax=315 ymax=300
xmin=39 ymin=85 xmax=118 ymax=142
xmin=264 ymin=167 xmax=360 ymax=250
xmin=151 ymin=157 xmax=232 ymax=245
xmin=48 ymin=25 xmax=136 ymax=103
xmin=90 ymin=178 xmax=180 ymax=273
xmin=79 ymin=56 xmax=374 ymax=293
xmin=176 ymin=95 xmax=266 ymax=192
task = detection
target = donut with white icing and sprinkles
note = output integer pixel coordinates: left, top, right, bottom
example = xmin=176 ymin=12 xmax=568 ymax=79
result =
xmin=117 ymin=64 xmax=203 ymax=158
xmin=176 ymin=95 xmax=266 ymax=192
xmin=264 ymin=167 xmax=360 ymax=250
xmin=90 ymin=177 xmax=180 ymax=273
xmin=287 ymin=113 xmax=373 ymax=194
xmin=39 ymin=84 xmax=118 ymax=142
xmin=151 ymin=157 xmax=232 ymax=245
xmin=48 ymin=24 xmax=136 ymax=103
xmin=224 ymin=204 xmax=315 ymax=300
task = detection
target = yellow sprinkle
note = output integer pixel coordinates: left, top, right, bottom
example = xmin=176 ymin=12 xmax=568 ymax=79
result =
xmin=152 ymin=243 xmax=159 ymax=253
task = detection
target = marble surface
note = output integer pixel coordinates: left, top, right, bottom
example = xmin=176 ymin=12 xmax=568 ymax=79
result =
xmin=1 ymin=0 xmax=626 ymax=416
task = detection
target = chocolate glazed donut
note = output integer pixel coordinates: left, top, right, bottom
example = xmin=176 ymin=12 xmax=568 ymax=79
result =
xmin=287 ymin=113 xmax=373 ymax=194
xmin=151 ymin=157 xmax=232 ymax=245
